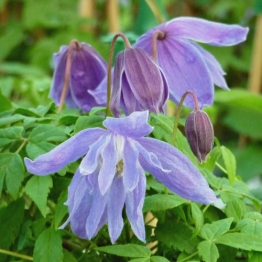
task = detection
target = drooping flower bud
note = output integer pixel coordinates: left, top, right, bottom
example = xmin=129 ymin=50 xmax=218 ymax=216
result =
xmin=185 ymin=110 xmax=214 ymax=162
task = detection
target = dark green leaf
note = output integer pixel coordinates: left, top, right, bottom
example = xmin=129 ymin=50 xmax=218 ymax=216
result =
xmin=74 ymin=115 xmax=104 ymax=133
xmin=150 ymin=256 xmax=170 ymax=262
xmin=33 ymin=227 xmax=63 ymax=262
xmin=198 ymin=241 xmax=219 ymax=262
xmin=0 ymin=114 xmax=24 ymax=127
xmin=62 ymin=249 xmax=77 ymax=262
xmin=0 ymin=126 xmax=23 ymax=147
xmin=248 ymin=251 xmax=262 ymax=262
xmin=25 ymin=175 xmax=53 ymax=217
xmin=143 ymin=194 xmax=187 ymax=212
xmin=0 ymin=90 xmax=12 ymax=113
xmin=54 ymin=190 xmax=68 ymax=229
xmin=96 ymin=244 xmax=151 ymax=258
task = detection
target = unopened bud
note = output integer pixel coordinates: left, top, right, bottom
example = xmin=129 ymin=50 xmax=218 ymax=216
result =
xmin=185 ymin=110 xmax=214 ymax=163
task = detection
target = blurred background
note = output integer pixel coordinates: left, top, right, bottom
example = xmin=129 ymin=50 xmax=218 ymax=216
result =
xmin=0 ymin=0 xmax=262 ymax=198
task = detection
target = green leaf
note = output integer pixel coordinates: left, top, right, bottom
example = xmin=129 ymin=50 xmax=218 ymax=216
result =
xmin=0 ymin=198 xmax=24 ymax=261
xmin=236 ymin=219 xmax=262 ymax=237
xmin=143 ymin=194 xmax=187 ymax=212
xmin=200 ymin=218 xmax=234 ymax=240
xmin=54 ymin=190 xmax=68 ymax=229
xmin=74 ymin=115 xmax=104 ymax=133
xmin=129 ymin=259 xmax=150 ymax=262
xmin=25 ymin=176 xmax=53 ymax=217
xmin=248 ymin=251 xmax=262 ymax=262
xmin=96 ymin=244 xmax=151 ymax=258
xmin=201 ymin=147 xmax=221 ymax=172
xmin=0 ymin=90 xmax=12 ymax=112
xmin=198 ymin=241 xmax=219 ymax=262
xmin=0 ymin=153 xmax=24 ymax=198
xmin=191 ymin=203 xmax=204 ymax=237
xmin=224 ymin=199 xmax=245 ymax=222
xmin=150 ymin=256 xmax=170 ymax=262
xmin=0 ymin=114 xmax=24 ymax=127
xmin=62 ymin=249 xmax=77 ymax=262
xmin=220 ymin=146 xmax=236 ymax=185
xmin=33 ymin=227 xmax=63 ymax=262
xmin=215 ymin=232 xmax=262 ymax=251
xmin=0 ymin=126 xmax=23 ymax=147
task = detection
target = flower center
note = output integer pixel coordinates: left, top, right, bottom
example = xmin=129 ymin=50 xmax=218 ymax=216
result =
xmin=116 ymin=159 xmax=124 ymax=177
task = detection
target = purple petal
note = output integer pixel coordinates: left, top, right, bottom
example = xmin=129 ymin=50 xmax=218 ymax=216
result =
xmin=157 ymin=37 xmax=214 ymax=108
xmin=98 ymin=134 xmax=118 ymax=195
xmin=164 ymin=17 xmax=249 ymax=46
xmin=24 ymin=128 xmax=106 ymax=175
xmin=122 ymin=139 xmax=140 ymax=191
xmin=125 ymin=170 xmax=146 ymax=242
xmin=107 ymin=177 xmax=126 ymax=243
xmin=137 ymin=137 xmax=216 ymax=204
xmin=103 ymin=111 xmax=152 ymax=138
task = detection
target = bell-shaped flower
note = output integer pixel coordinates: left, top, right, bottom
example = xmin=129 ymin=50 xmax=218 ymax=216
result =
xmin=134 ymin=17 xmax=249 ymax=109
xmin=50 ymin=42 xmax=107 ymax=112
xmin=110 ymin=47 xmax=169 ymax=116
xmin=24 ymin=111 xmax=216 ymax=243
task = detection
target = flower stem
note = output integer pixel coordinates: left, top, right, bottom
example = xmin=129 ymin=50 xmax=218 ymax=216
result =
xmin=58 ymin=40 xmax=81 ymax=113
xmin=0 ymin=249 xmax=33 ymax=261
xmin=145 ymin=0 xmax=165 ymax=23
xmin=105 ymin=33 xmax=131 ymax=117
xmin=15 ymin=138 xmax=28 ymax=154
xmin=152 ymin=30 xmax=165 ymax=61
xmin=171 ymin=90 xmax=200 ymax=146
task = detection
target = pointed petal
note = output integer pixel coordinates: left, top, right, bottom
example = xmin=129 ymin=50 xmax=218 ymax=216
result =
xmin=122 ymin=139 xmax=140 ymax=191
xmin=137 ymin=137 xmax=216 ymax=204
xmin=157 ymin=38 xmax=214 ymax=108
xmin=125 ymin=170 xmax=146 ymax=242
xmin=165 ymin=17 xmax=249 ymax=46
xmin=98 ymin=134 xmax=118 ymax=195
xmin=103 ymin=111 xmax=152 ymax=138
xmin=107 ymin=177 xmax=126 ymax=243
xmin=79 ymin=134 xmax=109 ymax=175
xmin=24 ymin=128 xmax=106 ymax=175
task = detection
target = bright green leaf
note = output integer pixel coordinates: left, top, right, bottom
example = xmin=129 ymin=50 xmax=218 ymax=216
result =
xmin=33 ymin=227 xmax=63 ymax=262
xmin=150 ymin=256 xmax=170 ymax=262
xmin=236 ymin=219 xmax=262 ymax=237
xmin=0 ymin=90 xmax=12 ymax=113
xmin=63 ymin=249 xmax=77 ymax=262
xmin=0 ymin=114 xmax=24 ymax=127
xmin=143 ymin=194 xmax=187 ymax=212
xmin=74 ymin=115 xmax=104 ymax=133
xmin=54 ymin=190 xmax=68 ymax=229
xmin=191 ymin=203 xmax=204 ymax=237
xmin=25 ymin=176 xmax=53 ymax=217
xmin=225 ymin=199 xmax=245 ymax=222
xmin=220 ymin=146 xmax=236 ymax=185
xmin=198 ymin=241 xmax=219 ymax=262
xmin=0 ymin=126 xmax=23 ymax=147
xmin=96 ymin=244 xmax=151 ymax=258
xmin=248 ymin=251 xmax=262 ymax=262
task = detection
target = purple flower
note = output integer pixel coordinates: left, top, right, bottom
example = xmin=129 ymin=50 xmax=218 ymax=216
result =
xmin=110 ymin=47 xmax=169 ymax=116
xmin=50 ymin=42 xmax=107 ymax=112
xmin=24 ymin=111 xmax=216 ymax=243
xmin=134 ymin=17 xmax=249 ymax=109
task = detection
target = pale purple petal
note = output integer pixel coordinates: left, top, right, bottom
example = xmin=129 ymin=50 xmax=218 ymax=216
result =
xmin=164 ymin=17 xmax=249 ymax=46
xmin=98 ymin=134 xmax=118 ymax=195
xmin=125 ymin=169 xmax=146 ymax=242
xmin=107 ymin=177 xmax=126 ymax=243
xmin=103 ymin=111 xmax=152 ymax=138
xmin=24 ymin=128 xmax=106 ymax=175
xmin=137 ymin=137 xmax=216 ymax=204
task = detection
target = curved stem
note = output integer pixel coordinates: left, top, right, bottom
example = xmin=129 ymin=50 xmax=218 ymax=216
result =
xmin=145 ymin=0 xmax=165 ymax=23
xmin=15 ymin=138 xmax=28 ymax=154
xmin=58 ymin=40 xmax=81 ymax=113
xmin=152 ymin=30 xmax=165 ymax=61
xmin=171 ymin=90 xmax=200 ymax=146
xmin=0 ymin=249 xmax=33 ymax=261
xmin=105 ymin=33 xmax=131 ymax=117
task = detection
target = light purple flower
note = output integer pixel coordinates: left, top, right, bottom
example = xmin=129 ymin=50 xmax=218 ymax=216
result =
xmin=50 ymin=42 xmax=107 ymax=112
xmin=134 ymin=17 xmax=249 ymax=108
xmin=24 ymin=111 xmax=216 ymax=243
xmin=110 ymin=47 xmax=169 ymax=116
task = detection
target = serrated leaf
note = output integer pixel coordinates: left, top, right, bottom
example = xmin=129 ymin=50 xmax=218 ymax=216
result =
xmin=0 ymin=153 xmax=24 ymax=198
xmin=225 ymin=199 xmax=245 ymax=222
xmin=74 ymin=115 xmax=104 ymax=133
xmin=236 ymin=219 xmax=262 ymax=237
xmin=0 ymin=126 xmax=24 ymax=147
xmin=143 ymin=194 xmax=187 ymax=212
xmin=0 ymin=198 xmax=24 ymax=261
xmin=33 ymin=227 xmax=63 ymax=262
xmin=198 ymin=241 xmax=219 ymax=262
xmin=54 ymin=190 xmax=68 ymax=229
xmin=220 ymin=146 xmax=236 ymax=185
xmin=25 ymin=176 xmax=53 ymax=217
xmin=96 ymin=244 xmax=151 ymax=258
xmin=191 ymin=203 xmax=204 ymax=237
xmin=200 ymin=218 xmax=233 ymax=240
xmin=215 ymin=232 xmax=262 ymax=251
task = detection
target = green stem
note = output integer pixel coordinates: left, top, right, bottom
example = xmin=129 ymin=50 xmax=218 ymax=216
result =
xmin=105 ymin=33 xmax=131 ymax=117
xmin=145 ymin=0 xmax=165 ymax=23
xmin=202 ymin=204 xmax=210 ymax=214
xmin=15 ymin=138 xmax=28 ymax=154
xmin=0 ymin=249 xmax=33 ymax=261
xmin=179 ymin=251 xmax=198 ymax=262
xmin=171 ymin=90 xmax=200 ymax=146
xmin=215 ymin=162 xmax=227 ymax=174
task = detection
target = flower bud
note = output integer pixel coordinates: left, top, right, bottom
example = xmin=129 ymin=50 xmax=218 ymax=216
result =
xmin=185 ymin=110 xmax=214 ymax=162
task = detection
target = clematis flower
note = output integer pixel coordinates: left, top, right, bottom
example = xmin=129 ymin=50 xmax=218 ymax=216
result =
xmin=110 ymin=47 xmax=169 ymax=116
xmin=134 ymin=17 xmax=249 ymax=109
xmin=50 ymin=41 xmax=107 ymax=112
xmin=24 ymin=111 xmax=216 ymax=243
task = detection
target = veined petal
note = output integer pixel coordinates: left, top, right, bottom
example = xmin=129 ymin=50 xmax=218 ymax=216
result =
xmin=125 ymin=169 xmax=146 ymax=242
xmin=98 ymin=134 xmax=118 ymax=195
xmin=24 ymin=128 xmax=106 ymax=175
xmin=157 ymin=37 xmax=214 ymax=108
xmin=103 ymin=111 xmax=152 ymax=138
xmin=107 ymin=177 xmax=126 ymax=243
xmin=122 ymin=138 xmax=140 ymax=191
xmin=137 ymin=137 xmax=216 ymax=204
xmin=165 ymin=17 xmax=249 ymax=46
